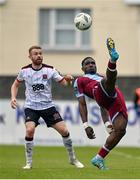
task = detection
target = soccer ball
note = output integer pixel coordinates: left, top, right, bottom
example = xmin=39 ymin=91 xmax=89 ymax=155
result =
xmin=74 ymin=13 xmax=92 ymax=31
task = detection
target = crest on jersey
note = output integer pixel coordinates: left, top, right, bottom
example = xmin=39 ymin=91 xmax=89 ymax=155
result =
xmin=42 ymin=74 xmax=47 ymax=79
xmin=53 ymin=113 xmax=61 ymax=120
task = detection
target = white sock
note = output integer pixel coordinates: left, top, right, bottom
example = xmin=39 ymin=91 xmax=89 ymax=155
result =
xmin=25 ymin=140 xmax=33 ymax=165
xmin=62 ymin=135 xmax=76 ymax=161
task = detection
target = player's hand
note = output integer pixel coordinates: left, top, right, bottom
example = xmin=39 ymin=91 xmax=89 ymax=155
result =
xmin=64 ymin=75 xmax=74 ymax=85
xmin=10 ymin=98 xmax=17 ymax=109
xmin=85 ymin=126 xmax=96 ymax=139
xmin=106 ymin=124 xmax=114 ymax=134
xmin=105 ymin=121 xmax=114 ymax=134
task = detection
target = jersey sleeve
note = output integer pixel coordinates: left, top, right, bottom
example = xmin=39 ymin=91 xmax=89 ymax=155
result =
xmin=73 ymin=78 xmax=84 ymax=98
xmin=16 ymin=69 xmax=24 ymax=82
xmin=52 ymin=68 xmax=64 ymax=82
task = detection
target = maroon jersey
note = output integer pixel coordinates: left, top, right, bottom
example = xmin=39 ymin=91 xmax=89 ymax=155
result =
xmin=74 ymin=73 xmax=128 ymax=121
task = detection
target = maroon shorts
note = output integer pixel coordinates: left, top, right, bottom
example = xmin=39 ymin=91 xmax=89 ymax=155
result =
xmin=94 ymin=83 xmax=128 ymax=121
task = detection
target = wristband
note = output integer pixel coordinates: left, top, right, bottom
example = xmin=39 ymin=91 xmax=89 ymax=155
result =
xmin=105 ymin=121 xmax=111 ymax=127
xmin=83 ymin=122 xmax=88 ymax=129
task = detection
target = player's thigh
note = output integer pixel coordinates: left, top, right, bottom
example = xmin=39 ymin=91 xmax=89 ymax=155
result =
xmin=41 ymin=107 xmax=63 ymax=127
xmin=113 ymin=113 xmax=127 ymax=131
xmin=101 ymin=78 xmax=115 ymax=96
xmin=52 ymin=121 xmax=69 ymax=136
xmin=24 ymin=108 xmax=40 ymax=127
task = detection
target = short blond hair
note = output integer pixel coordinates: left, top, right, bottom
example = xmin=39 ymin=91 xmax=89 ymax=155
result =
xmin=29 ymin=45 xmax=42 ymax=54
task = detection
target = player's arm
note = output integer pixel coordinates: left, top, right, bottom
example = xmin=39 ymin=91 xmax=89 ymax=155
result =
xmin=78 ymin=96 xmax=88 ymax=123
xmin=10 ymin=79 xmax=21 ymax=109
xmin=78 ymin=96 xmax=95 ymax=139
xmin=100 ymin=107 xmax=114 ymax=134
xmin=52 ymin=68 xmax=73 ymax=86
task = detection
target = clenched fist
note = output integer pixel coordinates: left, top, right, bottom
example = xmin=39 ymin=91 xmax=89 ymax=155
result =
xmin=64 ymin=75 xmax=74 ymax=85
xmin=85 ymin=126 xmax=96 ymax=139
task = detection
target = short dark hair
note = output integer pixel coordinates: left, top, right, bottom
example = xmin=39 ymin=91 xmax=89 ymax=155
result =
xmin=81 ymin=56 xmax=95 ymax=66
xmin=29 ymin=45 xmax=42 ymax=54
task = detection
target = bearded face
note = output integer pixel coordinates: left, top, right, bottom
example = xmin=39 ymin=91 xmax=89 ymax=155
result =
xmin=29 ymin=48 xmax=43 ymax=66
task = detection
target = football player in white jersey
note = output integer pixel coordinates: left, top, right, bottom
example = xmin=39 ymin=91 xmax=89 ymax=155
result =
xmin=10 ymin=45 xmax=84 ymax=169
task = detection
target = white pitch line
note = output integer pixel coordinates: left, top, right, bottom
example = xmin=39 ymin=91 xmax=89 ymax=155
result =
xmin=112 ymin=150 xmax=140 ymax=160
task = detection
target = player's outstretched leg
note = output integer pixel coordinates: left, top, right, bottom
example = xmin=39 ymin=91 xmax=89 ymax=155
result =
xmin=102 ymin=37 xmax=119 ymax=96
xmin=107 ymin=37 xmax=119 ymax=62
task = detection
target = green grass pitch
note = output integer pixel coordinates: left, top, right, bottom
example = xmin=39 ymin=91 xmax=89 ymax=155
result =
xmin=0 ymin=145 xmax=140 ymax=179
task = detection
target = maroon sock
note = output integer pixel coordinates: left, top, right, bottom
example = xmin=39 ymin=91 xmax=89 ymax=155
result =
xmin=108 ymin=61 xmax=116 ymax=71
xmin=98 ymin=147 xmax=109 ymax=158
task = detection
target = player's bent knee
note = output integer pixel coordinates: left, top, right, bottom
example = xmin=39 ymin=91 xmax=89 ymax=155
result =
xmin=59 ymin=128 xmax=69 ymax=137
xmin=26 ymin=127 xmax=35 ymax=137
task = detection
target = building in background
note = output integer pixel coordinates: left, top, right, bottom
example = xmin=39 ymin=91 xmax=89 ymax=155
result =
xmin=0 ymin=0 xmax=140 ymax=146
xmin=0 ymin=0 xmax=140 ymax=76
xmin=0 ymin=0 xmax=140 ymax=100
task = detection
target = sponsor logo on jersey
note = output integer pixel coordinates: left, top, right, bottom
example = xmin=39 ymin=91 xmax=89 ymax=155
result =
xmin=43 ymin=74 xmax=47 ymax=79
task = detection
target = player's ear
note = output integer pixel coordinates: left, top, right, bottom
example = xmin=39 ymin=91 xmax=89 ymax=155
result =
xmin=28 ymin=55 xmax=31 ymax=59
xmin=81 ymin=67 xmax=84 ymax=72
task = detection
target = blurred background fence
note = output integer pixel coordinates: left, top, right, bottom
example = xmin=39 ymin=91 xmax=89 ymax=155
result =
xmin=0 ymin=76 xmax=140 ymax=100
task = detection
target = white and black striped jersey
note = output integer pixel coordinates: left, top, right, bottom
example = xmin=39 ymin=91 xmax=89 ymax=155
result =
xmin=17 ymin=64 xmax=64 ymax=110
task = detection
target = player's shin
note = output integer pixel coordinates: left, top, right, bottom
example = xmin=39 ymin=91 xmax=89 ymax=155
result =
xmin=62 ymin=134 xmax=84 ymax=168
xmin=62 ymin=133 xmax=76 ymax=161
xmin=24 ymin=137 xmax=34 ymax=167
